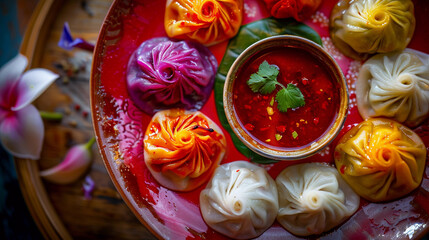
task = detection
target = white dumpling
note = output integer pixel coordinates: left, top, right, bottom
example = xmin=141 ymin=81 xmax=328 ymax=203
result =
xmin=356 ymin=49 xmax=429 ymax=127
xmin=200 ymin=161 xmax=278 ymax=239
xmin=276 ymin=163 xmax=359 ymax=236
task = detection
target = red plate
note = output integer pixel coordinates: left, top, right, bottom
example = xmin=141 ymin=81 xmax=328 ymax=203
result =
xmin=91 ymin=0 xmax=429 ymax=239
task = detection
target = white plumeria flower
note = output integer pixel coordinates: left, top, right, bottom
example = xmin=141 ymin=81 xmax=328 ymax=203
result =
xmin=0 ymin=54 xmax=58 ymax=159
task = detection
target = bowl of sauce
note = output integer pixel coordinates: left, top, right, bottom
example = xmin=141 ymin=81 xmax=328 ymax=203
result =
xmin=223 ymin=35 xmax=348 ymax=160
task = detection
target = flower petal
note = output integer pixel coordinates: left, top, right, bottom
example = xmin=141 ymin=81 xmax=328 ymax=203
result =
xmin=0 ymin=104 xmax=44 ymax=159
xmin=0 ymin=107 xmax=6 ymax=122
xmin=12 ymin=68 xmax=58 ymax=111
xmin=0 ymin=54 xmax=27 ymax=89
xmin=58 ymin=22 xmax=74 ymax=50
xmin=39 ymin=138 xmax=95 ymax=184
xmin=82 ymin=175 xmax=95 ymax=200
xmin=58 ymin=22 xmax=94 ymax=52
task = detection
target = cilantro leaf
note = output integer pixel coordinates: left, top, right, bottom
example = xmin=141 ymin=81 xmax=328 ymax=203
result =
xmin=276 ymin=84 xmax=305 ymax=112
xmin=260 ymin=80 xmax=277 ymax=94
xmin=247 ymin=61 xmax=305 ymax=113
xmin=258 ymin=60 xmax=279 ymax=78
xmin=247 ymin=61 xmax=279 ymax=94
xmin=248 ymin=73 xmax=266 ymax=92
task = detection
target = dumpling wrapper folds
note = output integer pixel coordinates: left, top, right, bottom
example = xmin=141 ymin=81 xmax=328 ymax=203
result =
xmin=164 ymin=0 xmax=243 ymax=45
xmin=356 ymin=49 xmax=429 ymax=127
xmin=200 ymin=161 xmax=278 ymax=239
xmin=334 ymin=118 xmax=426 ymax=202
xmin=276 ymin=162 xmax=359 ymax=236
xmin=127 ymin=37 xmax=217 ymax=115
xmin=329 ymin=0 xmax=415 ymax=60
xmin=144 ymin=109 xmax=226 ymax=192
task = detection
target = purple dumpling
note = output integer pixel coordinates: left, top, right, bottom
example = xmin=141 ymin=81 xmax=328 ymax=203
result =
xmin=126 ymin=37 xmax=217 ymax=115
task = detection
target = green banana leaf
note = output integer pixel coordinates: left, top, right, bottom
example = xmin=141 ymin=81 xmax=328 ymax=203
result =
xmin=214 ymin=17 xmax=322 ymax=164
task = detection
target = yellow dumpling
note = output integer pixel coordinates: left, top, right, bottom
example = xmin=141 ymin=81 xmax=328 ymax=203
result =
xmin=329 ymin=0 xmax=415 ymax=60
xmin=164 ymin=0 xmax=243 ymax=46
xmin=334 ymin=118 xmax=426 ymax=202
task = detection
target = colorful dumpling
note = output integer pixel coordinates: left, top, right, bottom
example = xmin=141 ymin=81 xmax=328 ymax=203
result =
xmin=356 ymin=49 xmax=429 ymax=127
xmin=263 ymin=0 xmax=322 ymax=21
xmin=127 ymin=37 xmax=217 ymax=115
xmin=276 ymin=163 xmax=359 ymax=236
xmin=164 ymin=0 xmax=243 ymax=45
xmin=144 ymin=109 xmax=227 ymax=192
xmin=334 ymin=118 xmax=426 ymax=202
xmin=329 ymin=0 xmax=415 ymax=60
xmin=200 ymin=161 xmax=278 ymax=239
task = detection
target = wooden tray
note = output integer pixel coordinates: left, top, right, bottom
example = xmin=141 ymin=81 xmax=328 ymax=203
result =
xmin=17 ymin=0 xmax=156 ymax=239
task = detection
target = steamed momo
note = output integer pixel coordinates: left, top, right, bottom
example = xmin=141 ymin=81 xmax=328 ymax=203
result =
xmin=276 ymin=163 xmax=359 ymax=236
xmin=127 ymin=37 xmax=217 ymax=115
xmin=335 ymin=118 xmax=426 ymax=202
xmin=330 ymin=0 xmax=415 ymax=60
xmin=144 ymin=109 xmax=226 ymax=192
xmin=165 ymin=0 xmax=243 ymax=45
xmin=356 ymin=49 xmax=429 ymax=127
xmin=200 ymin=161 xmax=278 ymax=239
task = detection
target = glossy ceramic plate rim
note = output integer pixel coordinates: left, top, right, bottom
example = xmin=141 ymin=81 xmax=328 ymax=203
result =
xmin=90 ymin=0 xmax=163 ymax=239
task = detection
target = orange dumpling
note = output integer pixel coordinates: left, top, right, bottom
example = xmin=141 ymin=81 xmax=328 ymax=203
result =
xmin=334 ymin=118 xmax=426 ymax=202
xmin=164 ymin=0 xmax=243 ymax=45
xmin=144 ymin=109 xmax=227 ymax=191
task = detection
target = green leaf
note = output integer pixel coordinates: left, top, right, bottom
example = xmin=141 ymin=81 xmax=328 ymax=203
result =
xmin=247 ymin=73 xmax=266 ymax=92
xmin=276 ymin=84 xmax=305 ymax=112
xmin=247 ymin=61 xmax=305 ymax=111
xmin=248 ymin=62 xmax=305 ymax=113
xmin=258 ymin=60 xmax=279 ymax=78
xmin=247 ymin=61 xmax=279 ymax=94
xmin=214 ymin=17 xmax=322 ymax=164
xmin=260 ymin=80 xmax=277 ymax=94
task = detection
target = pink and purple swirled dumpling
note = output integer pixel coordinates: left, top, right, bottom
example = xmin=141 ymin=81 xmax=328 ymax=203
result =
xmin=126 ymin=37 xmax=217 ymax=115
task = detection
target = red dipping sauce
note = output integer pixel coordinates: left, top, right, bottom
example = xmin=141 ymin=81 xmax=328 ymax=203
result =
xmin=233 ymin=46 xmax=340 ymax=148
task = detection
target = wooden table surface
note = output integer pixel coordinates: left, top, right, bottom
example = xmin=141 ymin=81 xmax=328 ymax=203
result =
xmin=13 ymin=0 xmax=157 ymax=239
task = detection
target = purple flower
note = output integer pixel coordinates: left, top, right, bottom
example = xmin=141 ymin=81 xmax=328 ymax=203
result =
xmin=0 ymin=54 xmax=58 ymax=159
xmin=58 ymin=22 xmax=94 ymax=52
xmin=82 ymin=175 xmax=95 ymax=200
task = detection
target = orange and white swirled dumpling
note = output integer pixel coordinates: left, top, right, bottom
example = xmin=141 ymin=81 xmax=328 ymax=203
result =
xmin=144 ymin=109 xmax=227 ymax=191
xmin=334 ymin=118 xmax=426 ymax=202
xmin=164 ymin=0 xmax=243 ymax=46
